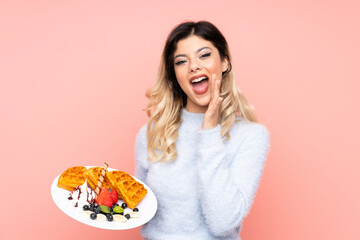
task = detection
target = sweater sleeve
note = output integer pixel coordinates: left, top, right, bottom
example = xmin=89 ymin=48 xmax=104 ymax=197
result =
xmin=197 ymin=122 xmax=270 ymax=237
xmin=135 ymin=125 xmax=149 ymax=183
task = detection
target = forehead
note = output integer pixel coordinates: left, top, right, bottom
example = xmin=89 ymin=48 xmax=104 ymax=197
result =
xmin=174 ymin=35 xmax=216 ymax=55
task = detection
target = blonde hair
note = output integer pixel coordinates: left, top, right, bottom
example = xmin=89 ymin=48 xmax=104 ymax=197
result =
xmin=145 ymin=21 xmax=257 ymax=162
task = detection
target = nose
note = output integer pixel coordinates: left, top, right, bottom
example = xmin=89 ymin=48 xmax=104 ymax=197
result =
xmin=189 ymin=60 xmax=202 ymax=73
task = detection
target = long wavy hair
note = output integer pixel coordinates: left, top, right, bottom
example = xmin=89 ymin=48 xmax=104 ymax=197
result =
xmin=145 ymin=21 xmax=257 ymax=162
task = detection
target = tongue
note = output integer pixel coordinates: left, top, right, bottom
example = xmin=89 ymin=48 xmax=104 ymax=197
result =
xmin=192 ymin=80 xmax=209 ymax=95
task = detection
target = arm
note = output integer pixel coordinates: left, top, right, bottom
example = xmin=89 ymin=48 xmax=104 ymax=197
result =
xmin=197 ymin=123 xmax=270 ymax=237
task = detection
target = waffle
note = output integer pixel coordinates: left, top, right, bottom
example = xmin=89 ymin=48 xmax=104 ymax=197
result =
xmin=57 ymin=166 xmax=87 ymax=191
xmin=113 ymin=178 xmax=148 ymax=209
xmin=57 ymin=166 xmax=147 ymax=208
xmin=85 ymin=167 xmax=111 ymax=190
xmin=106 ymin=171 xmax=135 ymax=200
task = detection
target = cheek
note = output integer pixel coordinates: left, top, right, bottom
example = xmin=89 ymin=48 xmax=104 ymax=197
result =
xmin=174 ymin=69 xmax=188 ymax=88
xmin=205 ymin=59 xmax=222 ymax=74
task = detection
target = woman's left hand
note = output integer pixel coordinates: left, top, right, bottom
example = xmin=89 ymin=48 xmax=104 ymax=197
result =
xmin=201 ymin=74 xmax=223 ymax=130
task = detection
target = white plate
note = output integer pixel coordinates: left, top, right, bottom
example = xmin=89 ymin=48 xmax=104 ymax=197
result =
xmin=51 ymin=166 xmax=157 ymax=230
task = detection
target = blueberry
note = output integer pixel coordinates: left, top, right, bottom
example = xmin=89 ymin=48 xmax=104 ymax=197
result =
xmin=90 ymin=213 xmax=97 ymax=220
xmin=121 ymin=203 xmax=127 ymax=209
xmin=94 ymin=207 xmax=100 ymax=214
xmin=125 ymin=214 xmax=130 ymax=220
xmin=83 ymin=205 xmax=90 ymax=211
xmin=111 ymin=204 xmax=119 ymax=212
xmin=106 ymin=214 xmax=113 ymax=221
xmin=133 ymin=208 xmax=139 ymax=212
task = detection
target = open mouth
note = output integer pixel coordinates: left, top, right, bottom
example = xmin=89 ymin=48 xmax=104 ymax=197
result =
xmin=190 ymin=75 xmax=209 ymax=95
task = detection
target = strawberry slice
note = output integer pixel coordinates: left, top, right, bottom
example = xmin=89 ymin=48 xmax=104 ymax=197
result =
xmin=96 ymin=187 xmax=106 ymax=205
xmin=96 ymin=187 xmax=113 ymax=207
xmin=109 ymin=189 xmax=118 ymax=205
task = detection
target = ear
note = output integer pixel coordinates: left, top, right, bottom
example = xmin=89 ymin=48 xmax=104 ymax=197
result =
xmin=221 ymin=57 xmax=229 ymax=72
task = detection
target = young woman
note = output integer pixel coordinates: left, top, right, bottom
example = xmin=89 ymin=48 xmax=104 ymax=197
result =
xmin=135 ymin=21 xmax=270 ymax=240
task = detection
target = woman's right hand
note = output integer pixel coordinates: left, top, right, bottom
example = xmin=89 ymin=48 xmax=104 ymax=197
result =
xmin=201 ymin=74 xmax=223 ymax=130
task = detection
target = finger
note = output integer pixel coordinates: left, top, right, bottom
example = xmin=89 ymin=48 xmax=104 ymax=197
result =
xmin=214 ymin=79 xmax=220 ymax=100
xmin=214 ymin=97 xmax=223 ymax=111
xmin=208 ymin=96 xmax=223 ymax=114
xmin=218 ymin=96 xmax=223 ymax=107
xmin=210 ymin=73 xmax=216 ymax=100
xmin=213 ymin=74 xmax=217 ymax=97
xmin=202 ymin=95 xmax=223 ymax=129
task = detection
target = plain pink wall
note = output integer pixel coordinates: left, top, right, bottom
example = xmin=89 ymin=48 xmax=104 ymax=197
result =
xmin=1 ymin=0 xmax=359 ymax=239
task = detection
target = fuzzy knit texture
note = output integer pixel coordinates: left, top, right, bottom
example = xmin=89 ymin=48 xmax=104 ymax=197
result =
xmin=135 ymin=109 xmax=270 ymax=240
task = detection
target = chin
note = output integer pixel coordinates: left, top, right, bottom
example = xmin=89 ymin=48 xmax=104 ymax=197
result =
xmin=200 ymin=95 xmax=211 ymax=105
xmin=186 ymin=93 xmax=211 ymax=112
xmin=199 ymin=100 xmax=210 ymax=107
xmin=195 ymin=99 xmax=211 ymax=110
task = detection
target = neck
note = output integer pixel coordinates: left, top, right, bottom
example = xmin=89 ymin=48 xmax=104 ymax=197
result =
xmin=185 ymin=104 xmax=207 ymax=113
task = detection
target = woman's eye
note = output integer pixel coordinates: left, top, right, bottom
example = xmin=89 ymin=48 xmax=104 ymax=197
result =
xmin=200 ymin=52 xmax=211 ymax=58
xmin=175 ymin=60 xmax=186 ymax=66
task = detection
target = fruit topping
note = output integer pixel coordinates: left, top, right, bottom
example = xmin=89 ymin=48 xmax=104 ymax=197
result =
xmin=96 ymin=187 xmax=114 ymax=207
xmin=98 ymin=205 xmax=111 ymax=214
xmin=121 ymin=203 xmax=127 ymax=209
xmin=129 ymin=212 xmax=140 ymax=218
xmin=96 ymin=214 xmax=107 ymax=221
xmin=109 ymin=189 xmax=118 ymax=204
xmin=113 ymin=214 xmax=127 ymax=222
xmin=106 ymin=214 xmax=113 ymax=221
xmin=112 ymin=206 xmax=124 ymax=214
xmin=83 ymin=210 xmax=92 ymax=217
xmin=94 ymin=207 xmax=100 ymax=214
xmin=89 ymin=203 xmax=96 ymax=211
xmin=90 ymin=213 xmax=97 ymax=220
xmin=85 ymin=202 xmax=140 ymax=222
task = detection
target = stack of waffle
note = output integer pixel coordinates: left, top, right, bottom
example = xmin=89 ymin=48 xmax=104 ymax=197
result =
xmin=106 ymin=171 xmax=148 ymax=209
xmin=57 ymin=166 xmax=87 ymax=191
xmin=85 ymin=167 xmax=111 ymax=190
xmin=57 ymin=166 xmax=147 ymax=209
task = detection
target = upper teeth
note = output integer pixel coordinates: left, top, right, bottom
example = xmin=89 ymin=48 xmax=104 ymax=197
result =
xmin=192 ymin=76 xmax=207 ymax=83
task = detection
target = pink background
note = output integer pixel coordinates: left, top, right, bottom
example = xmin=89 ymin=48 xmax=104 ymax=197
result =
xmin=1 ymin=0 xmax=359 ymax=239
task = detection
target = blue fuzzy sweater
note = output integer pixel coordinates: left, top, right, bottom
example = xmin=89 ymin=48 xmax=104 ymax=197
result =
xmin=135 ymin=109 xmax=270 ymax=240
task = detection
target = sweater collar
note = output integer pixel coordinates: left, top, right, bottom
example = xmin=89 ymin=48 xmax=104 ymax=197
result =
xmin=181 ymin=108 xmax=204 ymax=125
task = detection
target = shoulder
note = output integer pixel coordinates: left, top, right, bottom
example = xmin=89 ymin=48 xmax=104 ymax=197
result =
xmin=136 ymin=124 xmax=148 ymax=144
xmin=137 ymin=124 xmax=147 ymax=136
xmin=229 ymin=118 xmax=270 ymax=148
xmin=232 ymin=118 xmax=269 ymax=136
xmin=135 ymin=124 xmax=148 ymax=154
xmin=135 ymin=124 xmax=149 ymax=166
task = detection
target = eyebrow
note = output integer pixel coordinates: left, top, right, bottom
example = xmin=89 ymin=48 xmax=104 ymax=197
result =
xmin=174 ymin=47 xmax=212 ymax=59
